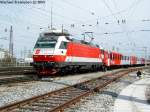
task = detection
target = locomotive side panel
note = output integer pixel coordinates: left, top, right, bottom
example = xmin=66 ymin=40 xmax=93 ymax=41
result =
xmin=65 ymin=42 xmax=102 ymax=64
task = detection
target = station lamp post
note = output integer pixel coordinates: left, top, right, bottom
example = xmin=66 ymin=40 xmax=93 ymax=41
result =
xmin=143 ymin=47 xmax=147 ymax=66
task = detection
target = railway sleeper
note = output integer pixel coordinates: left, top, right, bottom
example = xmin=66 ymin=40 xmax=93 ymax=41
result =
xmin=50 ymin=96 xmax=73 ymax=100
xmin=31 ymin=102 xmax=54 ymax=107
xmin=17 ymin=106 xmax=39 ymax=111
xmin=73 ymin=84 xmax=91 ymax=91
xmin=20 ymin=105 xmax=52 ymax=111
xmin=47 ymin=95 xmax=71 ymax=99
xmin=44 ymin=99 xmax=67 ymax=105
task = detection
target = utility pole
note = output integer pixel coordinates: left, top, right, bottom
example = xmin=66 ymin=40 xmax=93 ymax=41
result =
xmin=61 ymin=24 xmax=64 ymax=33
xmin=50 ymin=2 xmax=53 ymax=29
xmin=9 ymin=25 xmax=13 ymax=58
xmin=143 ymin=47 xmax=147 ymax=66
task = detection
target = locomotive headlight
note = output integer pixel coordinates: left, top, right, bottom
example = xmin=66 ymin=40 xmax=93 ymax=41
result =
xmin=33 ymin=55 xmax=38 ymax=58
xmin=48 ymin=55 xmax=53 ymax=57
xmin=45 ymin=55 xmax=54 ymax=58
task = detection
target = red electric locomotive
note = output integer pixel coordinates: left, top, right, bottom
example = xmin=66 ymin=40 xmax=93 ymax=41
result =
xmin=32 ymin=29 xmax=103 ymax=77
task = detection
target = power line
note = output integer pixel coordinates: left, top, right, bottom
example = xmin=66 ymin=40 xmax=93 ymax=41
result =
xmin=126 ymin=0 xmax=142 ymax=18
xmin=0 ymin=6 xmax=47 ymax=29
xmin=101 ymin=0 xmax=136 ymax=46
xmin=102 ymin=0 xmax=118 ymax=20
xmin=58 ymin=0 xmax=95 ymax=16
xmin=32 ymin=6 xmax=85 ymax=23
xmin=0 ymin=1 xmax=141 ymax=30
xmin=94 ymin=29 xmax=150 ymax=36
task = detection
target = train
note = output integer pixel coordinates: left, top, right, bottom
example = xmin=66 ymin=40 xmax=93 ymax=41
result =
xmin=32 ymin=29 xmax=149 ymax=77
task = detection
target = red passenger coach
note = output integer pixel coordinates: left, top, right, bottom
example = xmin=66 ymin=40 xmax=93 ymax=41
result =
xmin=109 ymin=52 xmax=122 ymax=66
xmin=130 ymin=56 xmax=137 ymax=65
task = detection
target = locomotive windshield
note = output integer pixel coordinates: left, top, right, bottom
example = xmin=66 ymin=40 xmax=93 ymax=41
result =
xmin=34 ymin=41 xmax=57 ymax=48
xmin=34 ymin=34 xmax=59 ymax=48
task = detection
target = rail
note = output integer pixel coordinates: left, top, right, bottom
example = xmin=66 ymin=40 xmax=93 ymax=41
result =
xmin=0 ymin=67 xmax=145 ymax=112
xmin=0 ymin=66 xmax=35 ymax=75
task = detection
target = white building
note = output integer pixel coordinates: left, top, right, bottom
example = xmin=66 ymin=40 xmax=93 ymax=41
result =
xmin=24 ymin=58 xmax=33 ymax=63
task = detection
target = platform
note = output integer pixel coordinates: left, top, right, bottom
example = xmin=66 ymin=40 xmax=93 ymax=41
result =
xmin=114 ymin=71 xmax=150 ymax=112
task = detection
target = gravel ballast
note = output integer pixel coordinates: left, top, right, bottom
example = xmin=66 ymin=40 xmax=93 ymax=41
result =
xmin=65 ymin=72 xmax=139 ymax=112
xmin=146 ymin=84 xmax=150 ymax=104
xmin=0 ymin=81 xmax=67 ymax=107
xmin=0 ymin=69 xmax=148 ymax=112
xmin=0 ymin=70 xmax=112 ymax=107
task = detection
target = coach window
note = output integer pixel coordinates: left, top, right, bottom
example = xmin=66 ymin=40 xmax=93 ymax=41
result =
xmin=59 ymin=41 xmax=68 ymax=49
xmin=121 ymin=56 xmax=123 ymax=60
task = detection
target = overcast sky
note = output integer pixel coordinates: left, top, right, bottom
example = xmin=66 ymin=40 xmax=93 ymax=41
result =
xmin=0 ymin=0 xmax=150 ymax=58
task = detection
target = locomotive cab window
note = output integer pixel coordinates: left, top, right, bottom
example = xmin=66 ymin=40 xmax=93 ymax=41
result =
xmin=34 ymin=41 xmax=57 ymax=48
xmin=34 ymin=34 xmax=59 ymax=48
xmin=59 ymin=41 xmax=68 ymax=49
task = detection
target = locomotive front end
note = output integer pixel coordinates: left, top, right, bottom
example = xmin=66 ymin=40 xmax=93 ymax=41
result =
xmin=32 ymin=29 xmax=69 ymax=76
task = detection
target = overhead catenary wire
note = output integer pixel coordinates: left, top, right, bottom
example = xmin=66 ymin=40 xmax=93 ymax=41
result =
xmin=0 ymin=0 xmax=144 ymax=31
xmin=100 ymin=0 xmax=138 ymax=46
xmin=0 ymin=1 xmax=149 ymax=53
xmin=57 ymin=0 xmax=96 ymax=16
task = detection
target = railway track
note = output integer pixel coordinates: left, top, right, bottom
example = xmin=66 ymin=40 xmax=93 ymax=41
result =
xmin=0 ymin=76 xmax=36 ymax=85
xmin=0 ymin=67 xmax=143 ymax=112
xmin=0 ymin=66 xmax=35 ymax=76
xmin=0 ymin=66 xmax=37 ymax=85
